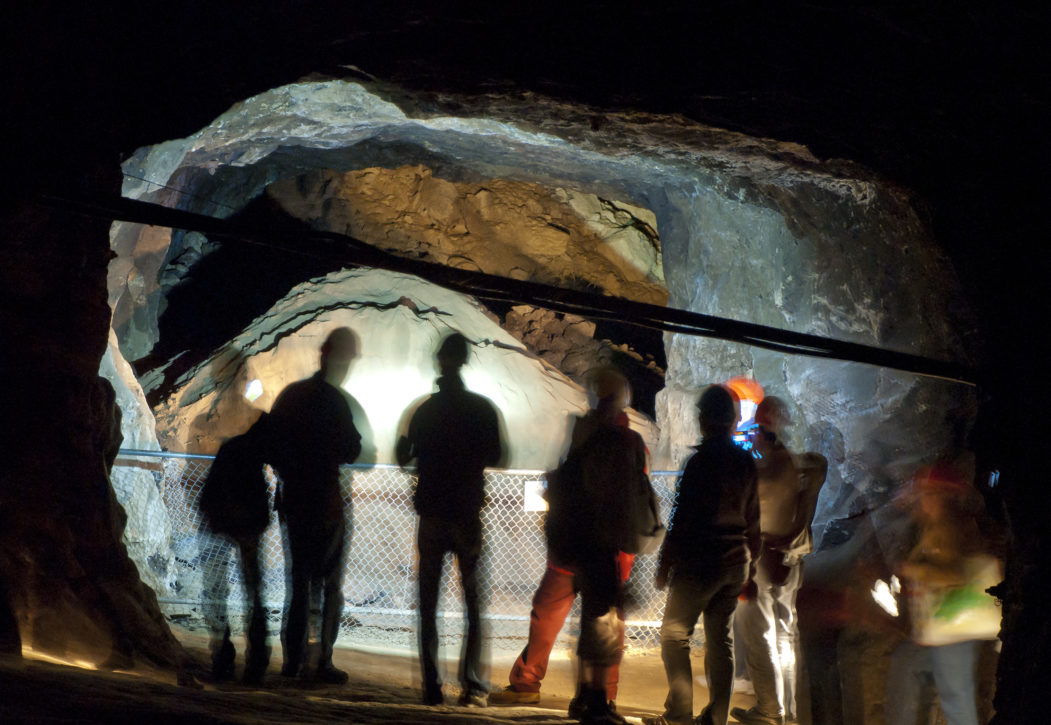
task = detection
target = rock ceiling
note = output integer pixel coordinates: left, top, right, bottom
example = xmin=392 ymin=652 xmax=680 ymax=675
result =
xmin=107 ymin=80 xmax=976 ymax=521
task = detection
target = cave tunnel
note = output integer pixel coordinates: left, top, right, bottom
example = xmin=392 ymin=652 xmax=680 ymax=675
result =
xmin=3 ymin=4 xmax=1046 ymax=724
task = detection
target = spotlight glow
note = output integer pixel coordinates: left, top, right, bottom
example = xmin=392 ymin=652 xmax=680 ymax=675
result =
xmin=244 ymin=378 xmax=264 ymax=402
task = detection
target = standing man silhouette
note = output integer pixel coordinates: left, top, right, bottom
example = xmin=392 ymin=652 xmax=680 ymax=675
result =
xmin=270 ymin=327 xmax=362 ymax=684
xmin=397 ymin=332 xmax=503 ymax=707
xmin=644 ymin=385 xmax=760 ymax=725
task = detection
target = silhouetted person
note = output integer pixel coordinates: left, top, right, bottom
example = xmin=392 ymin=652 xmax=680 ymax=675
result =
xmin=644 ymin=385 xmax=760 ymax=725
xmin=198 ymin=413 xmax=274 ymax=684
xmin=544 ymin=367 xmax=646 ymax=725
xmin=270 ymin=327 xmax=362 ymax=684
xmin=396 ymin=332 xmax=502 ymax=707
xmin=490 ymin=369 xmax=640 ymax=720
xmin=733 ymin=396 xmax=827 ymax=725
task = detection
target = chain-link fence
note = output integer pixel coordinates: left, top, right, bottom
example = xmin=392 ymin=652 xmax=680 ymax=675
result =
xmin=115 ymin=450 xmax=682 ymax=654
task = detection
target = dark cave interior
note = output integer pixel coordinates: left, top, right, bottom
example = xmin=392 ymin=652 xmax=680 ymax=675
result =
xmin=3 ymin=3 xmax=1048 ymax=723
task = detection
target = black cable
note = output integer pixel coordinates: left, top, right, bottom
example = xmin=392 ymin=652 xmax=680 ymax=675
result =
xmin=41 ymin=192 xmax=977 ymax=386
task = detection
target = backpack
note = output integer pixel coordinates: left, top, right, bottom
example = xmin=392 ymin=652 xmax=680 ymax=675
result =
xmin=199 ymin=414 xmax=273 ymax=539
xmin=545 ymin=423 xmax=665 ymax=558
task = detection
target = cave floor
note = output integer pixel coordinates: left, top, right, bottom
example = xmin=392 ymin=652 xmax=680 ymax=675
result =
xmin=2 ymin=628 xmax=759 ymax=723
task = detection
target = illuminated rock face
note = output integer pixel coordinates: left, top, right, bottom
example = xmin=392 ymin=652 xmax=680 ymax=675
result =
xmin=268 ymin=166 xmax=665 ymax=305
xmin=111 ymin=79 xmax=975 ymax=536
xmin=152 ymin=267 xmax=658 ymax=469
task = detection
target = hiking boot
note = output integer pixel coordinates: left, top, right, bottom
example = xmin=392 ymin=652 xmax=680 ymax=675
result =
xmin=572 ymin=696 xmax=619 ymax=721
xmin=489 ymin=685 xmax=540 ymax=705
xmin=457 ymin=689 xmax=488 ymax=707
xmin=731 ymin=705 xmax=784 ymax=725
xmin=580 ymin=691 xmax=627 ymax=724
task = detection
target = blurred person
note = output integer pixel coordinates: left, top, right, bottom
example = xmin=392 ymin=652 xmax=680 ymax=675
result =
xmin=489 ymin=369 xmax=640 ymax=717
xmin=270 ymin=327 xmax=362 ymax=684
xmin=538 ymin=367 xmax=648 ymax=724
xmin=198 ymin=413 xmax=274 ymax=684
xmin=644 ymin=385 xmax=760 ymax=725
xmin=396 ymin=332 xmax=503 ymax=707
xmin=732 ymin=397 xmax=827 ymax=725
xmin=884 ymin=463 xmax=999 ymax=725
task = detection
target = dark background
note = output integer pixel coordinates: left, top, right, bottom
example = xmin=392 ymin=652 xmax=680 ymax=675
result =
xmin=5 ymin=4 xmax=1047 ymax=717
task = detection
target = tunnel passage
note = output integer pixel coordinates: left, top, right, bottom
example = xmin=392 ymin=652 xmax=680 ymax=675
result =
xmin=96 ymin=78 xmax=985 ymax=720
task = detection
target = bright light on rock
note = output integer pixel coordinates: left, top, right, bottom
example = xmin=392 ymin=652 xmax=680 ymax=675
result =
xmin=244 ymin=378 xmax=263 ymax=402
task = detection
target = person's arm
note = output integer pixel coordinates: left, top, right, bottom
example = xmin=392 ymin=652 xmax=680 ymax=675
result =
xmin=396 ymin=414 xmax=418 ymax=467
xmin=795 ymin=452 xmax=828 ymax=531
xmin=744 ymin=458 xmax=762 ymax=581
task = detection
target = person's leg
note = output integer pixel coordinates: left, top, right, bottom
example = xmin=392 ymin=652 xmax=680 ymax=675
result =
xmin=238 ymin=535 xmax=270 ymax=682
xmin=884 ymin=639 xmax=929 ymax=725
xmin=773 ymin=564 xmax=803 ymax=720
xmin=201 ymin=532 xmax=236 ymax=679
xmin=455 ymin=517 xmax=487 ymax=697
xmin=738 ymin=558 xmax=783 ymax=720
xmin=577 ymin=550 xmax=625 ymax=723
xmin=659 ymin=576 xmax=709 ymax=722
xmin=930 ymin=640 xmax=980 ymax=725
xmin=702 ymin=564 xmax=749 ymax=725
xmin=317 ymin=518 xmax=348 ymax=674
xmin=281 ymin=512 xmax=319 ymax=677
xmin=417 ymin=516 xmax=446 ymax=703
xmin=506 ymin=564 xmax=577 ymax=693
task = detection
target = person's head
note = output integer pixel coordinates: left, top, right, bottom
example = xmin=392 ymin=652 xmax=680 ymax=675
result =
xmin=319 ymin=327 xmax=358 ymax=384
xmin=585 ymin=367 xmax=631 ymax=412
xmin=752 ymin=395 xmax=790 ymax=453
xmin=697 ymin=384 xmax=738 ymax=438
xmin=436 ymin=332 xmax=470 ymax=375
xmin=754 ymin=395 xmax=791 ymax=436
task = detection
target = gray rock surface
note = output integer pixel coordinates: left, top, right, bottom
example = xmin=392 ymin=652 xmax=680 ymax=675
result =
xmin=110 ymin=78 xmax=976 ymax=543
xmin=152 ymin=267 xmax=658 ymax=469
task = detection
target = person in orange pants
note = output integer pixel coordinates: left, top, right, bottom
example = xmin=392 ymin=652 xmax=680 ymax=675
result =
xmin=491 ymin=552 xmax=634 ymax=710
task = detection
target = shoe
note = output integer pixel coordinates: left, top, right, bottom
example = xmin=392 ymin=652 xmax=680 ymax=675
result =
xmin=489 ymin=686 xmax=540 ymax=705
xmin=242 ymin=646 xmax=271 ymax=686
xmin=210 ymin=637 xmax=236 ymax=682
xmin=457 ymin=690 xmax=488 ymax=707
xmin=568 ymin=694 xmax=585 ymax=719
xmin=423 ymin=686 xmax=444 ymax=706
xmin=572 ymin=696 xmax=617 ymax=720
xmin=313 ymin=663 xmax=349 ymax=685
xmin=731 ymin=705 xmax=784 ymax=725
xmin=584 ymin=697 xmax=622 ymax=722
xmin=641 ymin=716 xmax=691 ymax=725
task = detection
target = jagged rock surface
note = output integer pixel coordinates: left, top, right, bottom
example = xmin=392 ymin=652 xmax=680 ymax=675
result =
xmin=112 ymin=78 xmax=976 ymax=538
xmin=153 ymin=268 xmax=658 ymax=469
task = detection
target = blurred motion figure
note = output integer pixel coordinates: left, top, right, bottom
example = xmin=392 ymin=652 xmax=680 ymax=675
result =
xmin=732 ymin=396 xmax=827 ymax=725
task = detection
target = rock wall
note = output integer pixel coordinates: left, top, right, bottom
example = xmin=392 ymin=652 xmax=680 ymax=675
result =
xmin=1 ymin=199 xmax=186 ymax=669
xmin=268 ymin=166 xmax=665 ymax=304
xmin=105 ymin=78 xmax=978 ymax=550
xmin=153 ymin=267 xmax=658 ymax=469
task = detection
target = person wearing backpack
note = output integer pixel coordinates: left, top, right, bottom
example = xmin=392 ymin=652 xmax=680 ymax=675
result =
xmin=547 ymin=367 xmax=649 ymax=725
xmin=490 ymin=369 xmax=646 ymax=717
xmin=199 ymin=412 xmax=275 ymax=684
